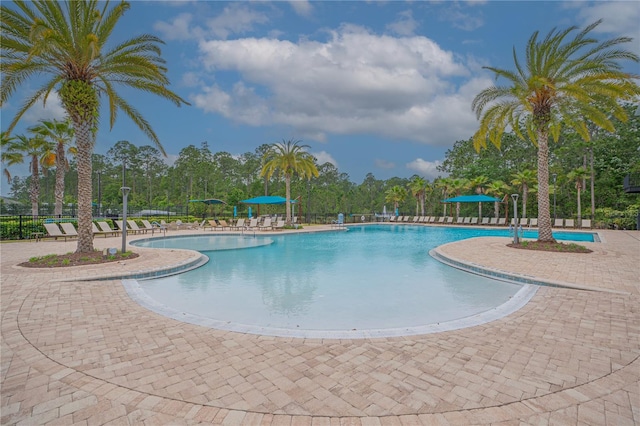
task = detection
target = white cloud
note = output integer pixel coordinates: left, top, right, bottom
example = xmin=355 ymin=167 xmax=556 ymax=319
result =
xmin=386 ymin=10 xmax=419 ymax=36
xmin=289 ymin=0 xmax=313 ymax=17
xmin=438 ymin=4 xmax=484 ymax=31
xmin=194 ymin=25 xmax=479 ymax=147
xmin=206 ymin=5 xmax=269 ymax=39
xmin=23 ymin=92 xmax=67 ymax=124
xmin=312 ymin=150 xmax=337 ymax=167
xmin=181 ymin=72 xmax=203 ymax=88
xmin=154 ymin=5 xmax=269 ymax=41
xmin=573 ymin=2 xmax=640 ymax=52
xmin=406 ymin=158 xmax=444 ymax=180
xmin=153 ymin=13 xmax=200 ymax=41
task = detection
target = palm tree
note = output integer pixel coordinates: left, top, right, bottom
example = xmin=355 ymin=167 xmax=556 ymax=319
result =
xmin=1 ymin=132 xmax=17 ymax=184
xmin=449 ymin=178 xmax=469 ymax=220
xmin=435 ymin=177 xmax=453 ymax=217
xmin=385 ymin=185 xmax=407 ymax=215
xmin=1 ymin=1 xmax=188 ymax=252
xmin=1 ymin=135 xmax=53 ymax=215
xmin=567 ymin=167 xmax=589 ymax=226
xmin=28 ymin=119 xmax=76 ymax=216
xmin=469 ymin=175 xmax=489 ymax=218
xmin=472 ymin=20 xmax=640 ymax=242
xmin=408 ymin=176 xmax=427 ymax=216
xmin=261 ymin=140 xmax=319 ymax=225
xmin=511 ymin=169 xmax=537 ymax=219
xmin=486 ymin=180 xmax=511 ymax=219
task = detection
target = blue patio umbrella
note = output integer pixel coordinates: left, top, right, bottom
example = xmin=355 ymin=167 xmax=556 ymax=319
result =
xmin=241 ymin=195 xmax=296 ymax=217
xmin=441 ymin=194 xmax=502 ymax=220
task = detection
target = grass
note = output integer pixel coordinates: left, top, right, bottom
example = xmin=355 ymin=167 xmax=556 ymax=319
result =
xmin=21 ymin=250 xmax=139 ymax=268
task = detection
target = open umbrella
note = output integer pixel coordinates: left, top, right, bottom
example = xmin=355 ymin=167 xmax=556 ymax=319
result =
xmin=241 ymin=195 xmax=295 ymax=217
xmin=189 ymin=198 xmax=227 ymax=218
xmin=441 ymin=194 xmax=501 ymax=220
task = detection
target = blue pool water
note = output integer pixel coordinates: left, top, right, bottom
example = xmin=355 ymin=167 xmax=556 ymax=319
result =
xmin=129 ymin=225 xmax=595 ymax=336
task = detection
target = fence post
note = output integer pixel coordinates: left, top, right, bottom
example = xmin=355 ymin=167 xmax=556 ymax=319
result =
xmin=19 ymin=215 xmax=24 ymax=240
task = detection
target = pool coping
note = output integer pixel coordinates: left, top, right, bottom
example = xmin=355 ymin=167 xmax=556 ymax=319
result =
xmin=430 ymin=238 xmax=630 ymax=295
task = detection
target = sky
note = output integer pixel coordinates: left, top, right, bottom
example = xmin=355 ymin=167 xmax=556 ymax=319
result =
xmin=2 ymin=0 xmax=639 ymax=195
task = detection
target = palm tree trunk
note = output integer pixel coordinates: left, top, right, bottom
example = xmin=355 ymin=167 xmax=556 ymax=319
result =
xmin=494 ymin=201 xmax=499 ymax=219
xmin=54 ymin=143 xmax=65 ymax=216
xmin=456 ymin=202 xmax=461 ymax=219
xmin=577 ymin=186 xmax=582 ymax=226
xmin=285 ymin=174 xmax=292 ymax=225
xmin=73 ymin=122 xmax=95 ymax=253
xmin=590 ymin=146 xmax=595 ymax=220
xmin=30 ymin=155 xmax=40 ymax=216
xmin=522 ymin=185 xmax=527 ymax=219
xmin=536 ymin=130 xmax=555 ymax=242
xmin=420 ymin=194 xmax=425 ymax=216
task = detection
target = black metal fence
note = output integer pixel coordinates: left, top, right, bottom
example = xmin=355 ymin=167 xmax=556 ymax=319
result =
xmin=0 ymin=212 xmax=383 ymax=241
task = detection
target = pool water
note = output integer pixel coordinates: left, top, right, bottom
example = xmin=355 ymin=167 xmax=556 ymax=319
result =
xmin=129 ymin=225 xmax=595 ymax=337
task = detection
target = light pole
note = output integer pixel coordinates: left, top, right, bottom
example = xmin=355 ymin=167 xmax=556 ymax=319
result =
xmin=511 ymin=193 xmax=519 ymax=244
xmin=552 ymin=173 xmax=557 ymax=222
xmin=121 ymin=187 xmax=131 ymax=253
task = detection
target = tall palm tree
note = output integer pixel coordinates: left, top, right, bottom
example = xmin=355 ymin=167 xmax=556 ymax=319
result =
xmin=510 ymin=169 xmax=537 ymax=219
xmin=385 ymin=185 xmax=408 ymax=216
xmin=469 ymin=175 xmax=489 ymax=218
xmin=1 ymin=0 xmax=188 ymax=253
xmin=472 ymin=20 xmax=640 ymax=242
xmin=435 ymin=177 xmax=453 ymax=217
xmin=261 ymin=140 xmax=319 ymax=225
xmin=1 ymin=135 xmax=53 ymax=215
xmin=486 ymin=180 xmax=511 ymax=219
xmin=28 ymin=119 xmax=76 ymax=216
xmin=567 ymin=166 xmax=589 ymax=226
xmin=449 ymin=178 xmax=469 ymax=219
xmin=408 ymin=176 xmax=427 ymax=216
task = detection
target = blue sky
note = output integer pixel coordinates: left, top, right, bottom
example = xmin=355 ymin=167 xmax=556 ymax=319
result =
xmin=2 ymin=0 xmax=639 ymax=194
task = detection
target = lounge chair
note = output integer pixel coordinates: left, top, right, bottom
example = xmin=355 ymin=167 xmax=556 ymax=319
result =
xmin=114 ymin=220 xmax=133 ymax=234
xmin=229 ymin=218 xmax=245 ymax=230
xmin=412 ymin=216 xmax=419 ymax=223
xmin=272 ymin=219 xmax=285 ymax=230
xmin=580 ymin=219 xmax=591 ymax=229
xmin=565 ymin=219 xmax=575 ymax=228
xmin=437 ymin=217 xmax=445 ymax=224
xmin=59 ymin=222 xmax=79 ymax=239
xmin=470 ymin=217 xmax=478 ymax=225
xmin=127 ymin=220 xmax=147 ymax=234
xmin=98 ymin=221 xmax=121 ymax=236
xmin=554 ymin=218 xmax=564 ymax=228
xmin=520 ymin=218 xmax=529 ymax=227
xmin=43 ymin=223 xmax=74 ymax=241
xmin=456 ymin=217 xmax=464 ymax=224
xmin=92 ymin=222 xmax=111 ymax=238
xmin=246 ymin=218 xmax=259 ymax=230
xmin=463 ymin=217 xmax=471 ymax=224
xmin=259 ymin=217 xmax=272 ymax=230
xmin=489 ymin=217 xmax=498 ymax=225
xmin=446 ymin=217 xmax=454 ymax=224
xmin=217 ymin=219 xmax=231 ymax=230
xmin=481 ymin=217 xmax=490 ymax=225
xmin=497 ymin=218 xmax=506 ymax=226
xmin=389 ymin=216 xmax=397 ymax=222
xmin=140 ymin=219 xmax=154 ymax=232
xmin=529 ymin=218 xmax=538 ymax=228
xmin=403 ymin=216 xmax=410 ymax=222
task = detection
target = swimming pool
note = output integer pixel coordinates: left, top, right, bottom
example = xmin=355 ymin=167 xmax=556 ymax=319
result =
xmin=128 ymin=225 xmax=595 ymax=338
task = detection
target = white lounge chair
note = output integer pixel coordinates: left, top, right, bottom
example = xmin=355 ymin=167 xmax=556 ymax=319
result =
xmin=554 ymin=218 xmax=564 ymax=228
xmin=98 ymin=221 xmax=121 ymax=236
xmin=529 ymin=218 xmax=538 ymax=228
xmin=565 ymin=219 xmax=575 ymax=228
xmin=59 ymin=222 xmax=79 ymax=238
xmin=580 ymin=219 xmax=592 ymax=229
xmin=127 ymin=220 xmax=147 ymax=234
xmin=259 ymin=217 xmax=272 ymax=230
xmin=43 ymin=223 xmax=74 ymax=241
xmin=481 ymin=217 xmax=490 ymax=225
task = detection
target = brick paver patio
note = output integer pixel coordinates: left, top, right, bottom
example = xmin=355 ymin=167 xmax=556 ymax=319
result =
xmin=1 ymin=226 xmax=638 ymax=425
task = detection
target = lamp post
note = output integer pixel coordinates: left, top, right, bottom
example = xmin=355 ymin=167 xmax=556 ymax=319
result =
xmin=552 ymin=173 xmax=557 ymax=222
xmin=121 ymin=187 xmax=131 ymax=253
xmin=511 ymin=193 xmax=519 ymax=244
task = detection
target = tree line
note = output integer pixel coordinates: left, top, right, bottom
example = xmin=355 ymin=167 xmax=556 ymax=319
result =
xmin=4 ymin=102 xmax=639 ymax=229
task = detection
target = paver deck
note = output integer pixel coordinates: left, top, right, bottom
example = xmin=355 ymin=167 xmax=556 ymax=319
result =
xmin=1 ymin=225 xmax=639 ymax=425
